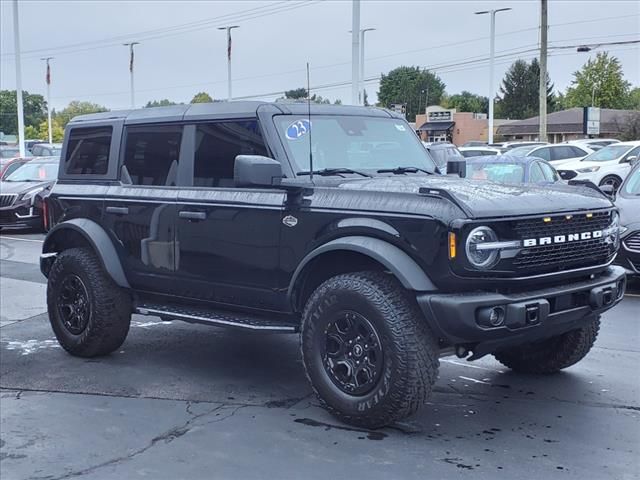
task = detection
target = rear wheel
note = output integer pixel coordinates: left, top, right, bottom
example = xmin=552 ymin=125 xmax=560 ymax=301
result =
xmin=300 ymin=271 xmax=439 ymax=428
xmin=494 ymin=316 xmax=600 ymax=374
xmin=47 ymin=248 xmax=132 ymax=357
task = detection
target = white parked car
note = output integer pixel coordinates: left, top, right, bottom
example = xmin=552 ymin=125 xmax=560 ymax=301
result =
xmin=565 ymin=138 xmax=620 ymax=152
xmin=459 ymin=146 xmax=502 ymax=158
xmin=556 ymin=141 xmax=640 ymax=191
xmin=508 ymin=143 xmax=592 ymax=166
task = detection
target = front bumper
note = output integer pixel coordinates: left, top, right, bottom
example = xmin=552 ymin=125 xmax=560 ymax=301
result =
xmin=614 ymin=230 xmax=640 ymax=276
xmin=417 ymin=266 xmax=626 ymax=359
xmin=0 ymin=205 xmax=42 ymax=229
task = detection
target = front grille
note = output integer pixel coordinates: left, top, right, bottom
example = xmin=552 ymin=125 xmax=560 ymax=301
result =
xmin=510 ymin=211 xmax=614 ymax=272
xmin=0 ymin=194 xmax=17 ymax=208
xmin=624 ymin=231 xmax=640 ymax=252
xmin=0 ymin=210 xmax=15 ymax=223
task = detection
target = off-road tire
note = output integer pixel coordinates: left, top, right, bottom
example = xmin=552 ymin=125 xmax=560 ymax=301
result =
xmin=494 ymin=316 xmax=600 ymax=374
xmin=300 ymin=271 xmax=439 ymax=429
xmin=47 ymin=247 xmax=132 ymax=357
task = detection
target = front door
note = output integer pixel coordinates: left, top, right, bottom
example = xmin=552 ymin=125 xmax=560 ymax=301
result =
xmin=174 ymin=120 xmax=286 ymax=311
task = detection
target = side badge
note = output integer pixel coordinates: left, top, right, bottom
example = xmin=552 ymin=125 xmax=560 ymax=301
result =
xmin=282 ymin=215 xmax=298 ymax=228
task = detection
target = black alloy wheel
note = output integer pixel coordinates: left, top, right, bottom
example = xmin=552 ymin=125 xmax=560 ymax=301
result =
xmin=322 ymin=311 xmax=384 ymax=396
xmin=56 ymin=274 xmax=91 ymax=335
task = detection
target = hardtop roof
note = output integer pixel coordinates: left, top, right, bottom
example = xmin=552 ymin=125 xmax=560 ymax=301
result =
xmin=67 ymin=101 xmax=397 ymax=126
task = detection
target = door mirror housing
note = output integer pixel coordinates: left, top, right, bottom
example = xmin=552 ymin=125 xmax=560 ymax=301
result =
xmin=446 ymin=158 xmax=467 ymax=178
xmin=599 ymin=184 xmax=615 ymax=198
xmin=234 ymin=155 xmax=283 ymax=187
xmin=625 ymin=155 xmax=638 ymax=165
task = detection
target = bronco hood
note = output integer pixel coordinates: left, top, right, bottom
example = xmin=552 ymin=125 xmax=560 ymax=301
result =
xmin=337 ymin=175 xmax=613 ymax=219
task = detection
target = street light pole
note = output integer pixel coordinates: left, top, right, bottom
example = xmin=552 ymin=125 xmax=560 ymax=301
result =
xmin=123 ymin=42 xmax=139 ymax=109
xmin=539 ymin=0 xmax=548 ymax=142
xmin=218 ymin=26 xmax=239 ymax=101
xmin=351 ymin=0 xmax=360 ymax=106
xmin=41 ymin=57 xmax=53 ymax=144
xmin=12 ymin=0 xmax=26 ymax=157
xmin=475 ymin=8 xmax=511 ymax=144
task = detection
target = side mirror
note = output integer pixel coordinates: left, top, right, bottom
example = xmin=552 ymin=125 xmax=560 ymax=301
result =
xmin=599 ymin=184 xmax=615 ymax=198
xmin=446 ymin=158 xmax=467 ymax=178
xmin=234 ymin=155 xmax=283 ymax=187
xmin=626 ymin=155 xmax=638 ymax=165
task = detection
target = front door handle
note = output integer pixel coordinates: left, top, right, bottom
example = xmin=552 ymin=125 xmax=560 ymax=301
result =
xmin=179 ymin=210 xmax=206 ymax=221
xmin=106 ymin=206 xmax=129 ymax=215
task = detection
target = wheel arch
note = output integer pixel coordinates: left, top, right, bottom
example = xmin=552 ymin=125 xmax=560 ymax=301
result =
xmin=288 ymin=236 xmax=437 ymax=312
xmin=42 ymin=218 xmax=130 ymax=288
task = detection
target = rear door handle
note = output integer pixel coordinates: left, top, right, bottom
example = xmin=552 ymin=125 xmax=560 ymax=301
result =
xmin=106 ymin=206 xmax=129 ymax=215
xmin=179 ymin=210 xmax=206 ymax=221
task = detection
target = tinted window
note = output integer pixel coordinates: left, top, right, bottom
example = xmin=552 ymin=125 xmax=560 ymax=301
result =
xmin=532 ymin=147 xmax=551 ymax=161
xmin=570 ymin=146 xmax=588 ymax=157
xmin=65 ymin=127 xmax=112 ymax=175
xmin=122 ymin=125 xmax=182 ymax=186
xmin=550 ymin=146 xmax=577 ymax=161
xmin=193 ymin=120 xmax=268 ymax=187
xmin=529 ymin=162 xmax=546 ymax=182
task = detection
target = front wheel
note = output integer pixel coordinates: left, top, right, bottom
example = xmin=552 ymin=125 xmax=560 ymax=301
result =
xmin=47 ymin=248 xmax=132 ymax=357
xmin=494 ymin=316 xmax=600 ymax=374
xmin=300 ymin=271 xmax=439 ymax=429
xmin=599 ymin=175 xmax=622 ymax=192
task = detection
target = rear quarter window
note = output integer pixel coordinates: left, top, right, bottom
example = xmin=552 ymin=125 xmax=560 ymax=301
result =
xmin=64 ymin=127 xmax=112 ymax=175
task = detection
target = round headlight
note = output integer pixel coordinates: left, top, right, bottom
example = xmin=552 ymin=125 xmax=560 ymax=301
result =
xmin=465 ymin=226 xmax=499 ymax=269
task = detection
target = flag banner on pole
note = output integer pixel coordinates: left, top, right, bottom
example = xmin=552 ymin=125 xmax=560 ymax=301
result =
xmin=228 ymin=31 xmax=232 ymax=61
xmin=46 ymin=62 xmax=50 ymax=85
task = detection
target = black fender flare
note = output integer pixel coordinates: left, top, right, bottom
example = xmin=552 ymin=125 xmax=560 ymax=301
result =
xmin=42 ymin=218 xmax=130 ymax=288
xmin=288 ymin=235 xmax=437 ymax=305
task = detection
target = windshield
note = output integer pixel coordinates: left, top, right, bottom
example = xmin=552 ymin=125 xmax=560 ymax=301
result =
xmin=5 ymin=162 xmax=58 ymax=182
xmin=509 ymin=145 xmax=536 ymax=156
xmin=621 ymin=167 xmax=640 ymax=196
xmin=274 ymin=116 xmax=437 ymax=174
xmin=582 ymin=144 xmax=632 ymax=162
xmin=0 ymin=148 xmax=20 ymax=158
xmin=466 ymin=161 xmax=525 ymax=183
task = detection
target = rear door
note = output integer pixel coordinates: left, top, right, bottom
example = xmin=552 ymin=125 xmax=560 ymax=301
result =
xmin=174 ymin=120 xmax=286 ymax=311
xmin=102 ymin=124 xmax=184 ymax=294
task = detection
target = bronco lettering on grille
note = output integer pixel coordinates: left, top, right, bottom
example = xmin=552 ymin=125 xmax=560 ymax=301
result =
xmin=523 ymin=230 xmax=603 ymax=247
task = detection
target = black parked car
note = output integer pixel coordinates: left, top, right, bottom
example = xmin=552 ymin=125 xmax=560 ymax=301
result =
xmin=0 ymin=156 xmax=58 ymax=230
xmin=613 ymin=162 xmax=640 ymax=276
xmin=40 ymin=103 xmax=625 ymax=428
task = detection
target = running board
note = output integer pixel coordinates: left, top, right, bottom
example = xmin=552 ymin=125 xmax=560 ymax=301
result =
xmin=135 ymin=303 xmax=298 ymax=333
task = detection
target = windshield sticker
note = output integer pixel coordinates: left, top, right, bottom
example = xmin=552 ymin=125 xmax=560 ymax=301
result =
xmin=286 ymin=119 xmax=311 ymax=140
xmin=394 ymin=124 xmax=406 ymax=131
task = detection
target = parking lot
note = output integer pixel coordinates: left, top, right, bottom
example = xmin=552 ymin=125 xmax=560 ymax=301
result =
xmin=1 ymin=231 xmax=639 ymax=480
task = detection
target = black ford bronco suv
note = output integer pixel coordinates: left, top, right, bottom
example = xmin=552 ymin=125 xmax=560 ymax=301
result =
xmin=41 ymin=102 xmax=626 ymax=428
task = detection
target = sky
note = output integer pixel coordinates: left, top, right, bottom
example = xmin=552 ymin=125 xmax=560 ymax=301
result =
xmin=1 ymin=0 xmax=639 ymax=112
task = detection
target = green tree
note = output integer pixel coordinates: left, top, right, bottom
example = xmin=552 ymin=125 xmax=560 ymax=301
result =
xmin=54 ymin=101 xmax=108 ymax=128
xmin=377 ymin=66 xmax=445 ymax=122
xmin=0 ymin=90 xmax=47 ymax=135
xmin=190 ymin=92 xmax=214 ymax=104
xmin=563 ymin=52 xmax=631 ymax=109
xmin=24 ymin=125 xmax=40 ymax=139
xmin=496 ymin=58 xmax=556 ymax=119
xmin=37 ymin=119 xmax=64 ymax=142
xmin=441 ymin=91 xmax=489 ymax=113
xmin=623 ymin=87 xmax=640 ymax=110
xmin=145 ymin=99 xmax=177 ymax=108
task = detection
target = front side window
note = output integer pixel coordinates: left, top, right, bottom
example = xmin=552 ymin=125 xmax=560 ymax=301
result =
xmin=582 ymin=144 xmax=633 ymax=162
xmin=122 ymin=125 xmax=182 ymax=186
xmin=65 ymin=127 xmax=112 ymax=175
xmin=274 ymin=115 xmax=437 ymax=174
xmin=529 ymin=162 xmax=546 ymax=183
xmin=532 ymin=147 xmax=551 ymax=161
xmin=193 ymin=120 xmax=268 ymax=187
xmin=539 ymin=162 xmax=559 ymax=182
xmin=621 ymin=167 xmax=640 ymax=196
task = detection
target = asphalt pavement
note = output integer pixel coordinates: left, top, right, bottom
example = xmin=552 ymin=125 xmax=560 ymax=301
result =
xmin=1 ymin=232 xmax=639 ymax=480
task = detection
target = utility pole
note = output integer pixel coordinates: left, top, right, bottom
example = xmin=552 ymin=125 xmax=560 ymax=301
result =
xmin=123 ymin=42 xmax=139 ymax=109
xmin=359 ymin=28 xmax=375 ymax=105
xmin=41 ymin=57 xmax=53 ymax=144
xmin=218 ymin=26 xmax=239 ymax=101
xmin=351 ymin=0 xmax=360 ymax=106
xmin=475 ymin=8 xmax=511 ymax=144
xmin=12 ymin=0 xmax=25 ymax=157
xmin=539 ymin=0 xmax=548 ymax=142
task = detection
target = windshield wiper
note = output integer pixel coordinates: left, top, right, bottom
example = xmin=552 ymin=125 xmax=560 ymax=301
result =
xmin=377 ymin=166 xmax=433 ymax=175
xmin=297 ymin=168 xmax=371 ymax=178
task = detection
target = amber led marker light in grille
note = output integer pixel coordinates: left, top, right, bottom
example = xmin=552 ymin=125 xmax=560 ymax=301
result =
xmin=448 ymin=232 xmax=457 ymax=259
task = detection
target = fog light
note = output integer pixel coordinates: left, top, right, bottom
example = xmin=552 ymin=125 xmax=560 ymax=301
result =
xmin=477 ymin=306 xmax=505 ymax=328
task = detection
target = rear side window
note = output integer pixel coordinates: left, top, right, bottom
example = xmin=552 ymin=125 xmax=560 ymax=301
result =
xmin=551 ymin=146 xmax=577 ymax=161
xmin=529 ymin=162 xmax=546 ymax=182
xmin=532 ymin=147 xmax=551 ymax=161
xmin=193 ymin=120 xmax=268 ymax=187
xmin=65 ymin=127 xmax=112 ymax=175
xmin=122 ymin=125 xmax=182 ymax=186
